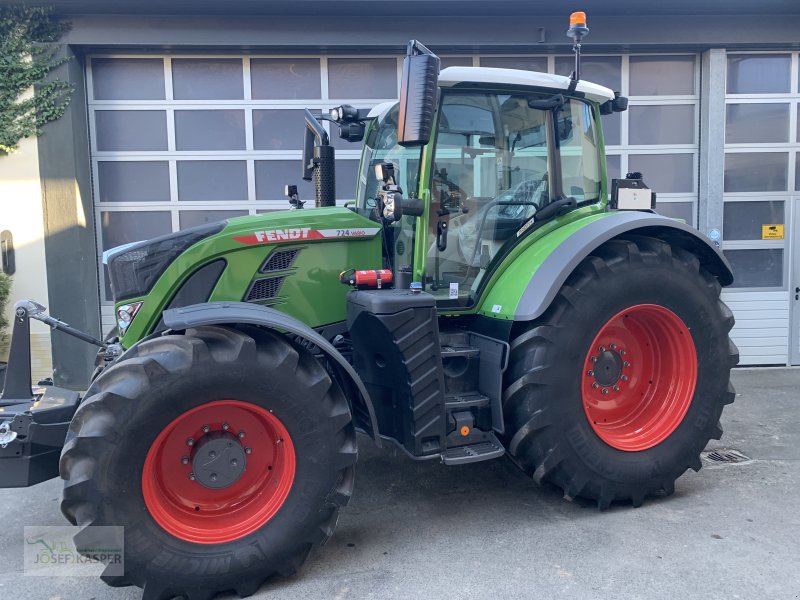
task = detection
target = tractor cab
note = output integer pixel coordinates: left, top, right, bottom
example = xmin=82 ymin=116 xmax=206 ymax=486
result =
xmin=354 ymin=69 xmax=614 ymax=309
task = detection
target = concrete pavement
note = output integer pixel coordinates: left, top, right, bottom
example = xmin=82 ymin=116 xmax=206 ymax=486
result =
xmin=1 ymin=368 xmax=798 ymax=600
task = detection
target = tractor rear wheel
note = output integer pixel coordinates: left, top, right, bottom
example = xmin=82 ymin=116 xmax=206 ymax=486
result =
xmin=502 ymin=236 xmax=738 ymax=508
xmin=60 ymin=325 xmax=356 ymax=600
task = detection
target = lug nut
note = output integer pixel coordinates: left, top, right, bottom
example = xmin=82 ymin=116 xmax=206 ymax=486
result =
xmin=592 ymin=382 xmax=599 ymax=389
xmin=621 ymin=375 xmax=629 ymax=382
xmin=222 ymin=423 xmax=229 ymax=431
xmin=613 ymin=385 xmax=620 ymax=391
xmin=188 ymin=472 xmax=195 ymax=481
xmin=181 ymin=456 xmax=189 ymax=465
xmin=186 ymin=438 xmax=195 ymax=447
xmin=623 ymin=361 xmax=631 ymax=368
xmin=591 ymin=356 xmax=598 ymax=363
xmin=620 ymin=349 xmax=626 ymax=356
xmin=276 ymin=438 xmax=283 ymax=445
xmin=599 ymin=346 xmax=606 ymax=352
xmin=238 ymin=431 xmax=245 ymax=439
xmin=202 ymin=425 xmax=210 ymax=433
xmin=610 ymin=344 xmax=617 ymax=350
xmin=587 ymin=370 xmax=594 ymax=376
xmin=601 ymin=388 xmax=609 ymax=395
xmin=245 ymin=447 xmax=252 ymax=455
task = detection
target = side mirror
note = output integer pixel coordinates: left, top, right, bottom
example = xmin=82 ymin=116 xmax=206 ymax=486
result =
xmin=600 ymin=91 xmax=629 ymax=115
xmin=397 ymin=40 xmax=440 ymax=147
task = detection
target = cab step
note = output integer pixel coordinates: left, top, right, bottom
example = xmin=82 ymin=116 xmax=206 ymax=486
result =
xmin=442 ymin=434 xmax=505 ymax=465
xmin=445 ymin=392 xmax=491 ymax=410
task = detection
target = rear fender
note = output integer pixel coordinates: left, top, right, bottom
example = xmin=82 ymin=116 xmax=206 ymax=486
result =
xmin=161 ymin=302 xmax=380 ymax=445
xmin=484 ymin=212 xmax=733 ymax=322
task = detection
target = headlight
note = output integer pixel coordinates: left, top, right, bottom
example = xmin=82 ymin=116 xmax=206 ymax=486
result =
xmin=106 ymin=222 xmax=224 ymax=301
xmin=117 ymin=302 xmax=143 ymax=334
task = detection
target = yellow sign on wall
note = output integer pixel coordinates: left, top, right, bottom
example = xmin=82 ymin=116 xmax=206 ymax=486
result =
xmin=762 ymin=224 xmax=784 ymax=240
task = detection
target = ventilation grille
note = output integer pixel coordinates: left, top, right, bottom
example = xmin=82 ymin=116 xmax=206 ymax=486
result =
xmin=260 ymin=249 xmax=300 ymax=273
xmin=245 ymin=276 xmax=285 ymax=302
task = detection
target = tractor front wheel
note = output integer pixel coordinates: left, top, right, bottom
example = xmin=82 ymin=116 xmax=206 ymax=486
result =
xmin=503 ymin=236 xmax=738 ymax=508
xmin=60 ymin=325 xmax=356 ymax=600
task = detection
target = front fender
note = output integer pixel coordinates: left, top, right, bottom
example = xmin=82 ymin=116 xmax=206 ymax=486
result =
xmin=479 ymin=211 xmax=733 ymax=322
xmin=162 ymin=302 xmax=380 ymax=445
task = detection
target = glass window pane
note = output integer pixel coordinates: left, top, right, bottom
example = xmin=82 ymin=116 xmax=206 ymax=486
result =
xmin=100 ymin=211 xmax=172 ymax=250
xmin=97 ymin=161 xmax=170 ymax=202
xmin=440 ymin=57 xmax=472 ymax=69
xmin=727 ymin=54 xmax=790 ymax=94
xmin=328 ymin=58 xmax=397 ymax=99
xmin=723 ymin=201 xmax=784 ymax=240
xmin=255 ymin=160 xmax=313 ymax=201
xmin=179 ymin=210 xmax=247 ymax=229
xmin=724 ymin=152 xmax=788 ymax=192
xmin=601 ymin=111 xmax=621 ymax=146
xmin=92 ymin=58 xmax=165 ymax=100
xmin=174 ymin=110 xmax=246 ymax=151
xmin=628 ymin=105 xmax=694 ymax=145
xmin=726 ymin=103 xmax=789 ymax=144
xmin=656 ymin=201 xmax=695 ymax=225
xmin=253 ymin=109 xmax=307 ymax=151
xmin=629 ymin=56 xmax=695 ymax=96
xmin=172 ymin=59 xmax=243 ymax=100
xmin=606 ymin=155 xmax=621 ymax=181
xmin=95 ymin=111 xmax=168 ymax=151
xmin=479 ymin=57 xmax=547 ymax=72
xmin=177 ymin=161 xmax=247 ymax=201
xmin=723 ymin=249 xmax=783 ymax=288
xmin=335 ymin=160 xmax=359 ymax=201
xmin=559 ymin=100 xmax=601 ymax=202
xmin=555 ymin=56 xmax=621 ymax=92
xmin=628 ymin=154 xmax=694 ymax=193
xmin=628 ymin=104 xmax=694 ymax=145
xmin=251 ymin=58 xmax=321 ymax=99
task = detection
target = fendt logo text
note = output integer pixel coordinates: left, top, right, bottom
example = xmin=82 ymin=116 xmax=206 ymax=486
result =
xmin=254 ymin=228 xmax=311 ymax=242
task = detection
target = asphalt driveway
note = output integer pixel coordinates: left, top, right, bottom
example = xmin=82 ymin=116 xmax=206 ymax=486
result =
xmin=1 ymin=368 xmax=798 ymax=600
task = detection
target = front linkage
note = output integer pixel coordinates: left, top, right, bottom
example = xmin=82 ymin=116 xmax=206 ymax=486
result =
xmin=0 ymin=300 xmax=112 ymax=487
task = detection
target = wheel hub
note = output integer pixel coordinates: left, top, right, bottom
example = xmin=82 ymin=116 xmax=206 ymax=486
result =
xmin=591 ymin=348 xmax=623 ymax=387
xmin=191 ymin=432 xmax=247 ymax=489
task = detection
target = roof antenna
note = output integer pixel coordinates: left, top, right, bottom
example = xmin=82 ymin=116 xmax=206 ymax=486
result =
xmin=567 ymin=11 xmax=589 ymax=81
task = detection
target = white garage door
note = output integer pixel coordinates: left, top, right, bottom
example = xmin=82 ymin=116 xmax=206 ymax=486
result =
xmin=721 ymin=51 xmax=800 ymax=365
xmin=88 ymin=52 xmax=700 ymax=333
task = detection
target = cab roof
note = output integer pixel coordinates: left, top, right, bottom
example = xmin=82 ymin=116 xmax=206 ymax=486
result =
xmin=438 ymin=66 xmax=615 ymax=104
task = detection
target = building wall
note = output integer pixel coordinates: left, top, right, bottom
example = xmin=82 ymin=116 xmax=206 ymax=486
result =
xmin=9 ymin=10 xmax=800 ymax=384
xmin=0 ymin=134 xmax=53 ymax=383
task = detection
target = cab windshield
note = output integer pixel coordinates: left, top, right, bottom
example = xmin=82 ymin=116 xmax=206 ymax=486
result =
xmin=356 ymin=104 xmax=423 ymax=272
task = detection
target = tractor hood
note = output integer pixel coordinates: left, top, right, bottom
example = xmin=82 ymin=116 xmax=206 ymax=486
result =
xmin=111 ymin=207 xmax=383 ymax=347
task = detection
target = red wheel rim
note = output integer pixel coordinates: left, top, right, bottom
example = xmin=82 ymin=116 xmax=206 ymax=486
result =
xmin=142 ymin=400 xmax=295 ymax=544
xmin=581 ymin=304 xmax=697 ymax=452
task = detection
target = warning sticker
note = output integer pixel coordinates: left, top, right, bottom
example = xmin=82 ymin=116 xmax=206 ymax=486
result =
xmin=449 ymin=282 xmax=459 ymax=299
xmin=762 ymin=224 xmax=784 ymax=240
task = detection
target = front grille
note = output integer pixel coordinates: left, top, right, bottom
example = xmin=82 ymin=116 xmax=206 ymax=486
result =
xmin=245 ymin=276 xmax=285 ymax=302
xmin=260 ymin=249 xmax=300 ymax=273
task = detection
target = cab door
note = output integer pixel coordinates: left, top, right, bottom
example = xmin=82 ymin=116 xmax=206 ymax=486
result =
xmin=423 ymin=90 xmax=603 ymax=309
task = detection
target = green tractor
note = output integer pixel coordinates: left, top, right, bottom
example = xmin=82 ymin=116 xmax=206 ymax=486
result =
xmin=0 ymin=13 xmax=737 ymax=600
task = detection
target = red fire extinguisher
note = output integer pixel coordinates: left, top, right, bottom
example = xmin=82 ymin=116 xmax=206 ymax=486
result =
xmin=339 ymin=268 xmax=394 ymax=289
